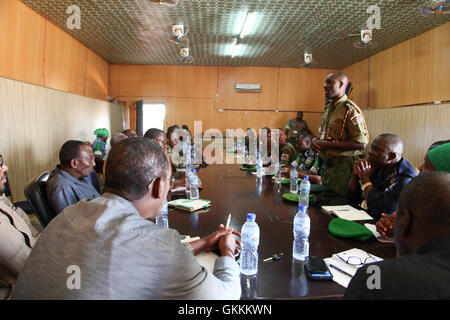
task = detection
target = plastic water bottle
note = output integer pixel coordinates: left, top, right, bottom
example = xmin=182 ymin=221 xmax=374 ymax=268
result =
xmin=293 ymin=205 xmax=310 ymax=261
xmin=156 ymin=200 xmax=169 ymax=228
xmin=256 ymin=153 xmax=263 ymax=177
xmin=189 ymin=169 xmax=199 ymax=200
xmin=299 ymin=175 xmax=311 ymax=207
xmin=240 ymin=213 xmax=260 ymax=275
xmin=190 ymin=145 xmax=196 ymax=165
xmin=274 ymin=162 xmax=282 ymax=184
xmin=185 ymin=164 xmax=192 ymax=196
xmin=182 ymin=141 xmax=190 ymax=166
xmin=290 ymin=166 xmax=299 ymax=194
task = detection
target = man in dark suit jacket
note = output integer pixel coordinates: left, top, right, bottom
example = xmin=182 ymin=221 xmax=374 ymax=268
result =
xmin=347 ymin=134 xmax=418 ymax=220
xmin=345 ymin=172 xmax=450 ymax=299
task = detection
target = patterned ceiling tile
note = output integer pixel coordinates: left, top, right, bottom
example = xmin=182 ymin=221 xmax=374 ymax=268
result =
xmin=21 ymin=0 xmax=449 ymax=68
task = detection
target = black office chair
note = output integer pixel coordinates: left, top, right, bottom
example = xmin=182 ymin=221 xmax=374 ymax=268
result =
xmin=24 ymin=172 xmax=56 ymax=228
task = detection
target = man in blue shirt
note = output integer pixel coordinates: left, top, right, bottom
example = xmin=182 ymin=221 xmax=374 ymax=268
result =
xmin=347 ymin=134 xmax=418 ymax=220
xmin=46 ymin=140 xmax=101 ymax=215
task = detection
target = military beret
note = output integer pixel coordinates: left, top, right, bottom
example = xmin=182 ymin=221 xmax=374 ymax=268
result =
xmin=328 ymin=218 xmax=374 ymax=241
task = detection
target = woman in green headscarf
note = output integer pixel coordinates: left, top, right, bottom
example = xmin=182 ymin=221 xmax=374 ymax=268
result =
xmin=92 ymin=128 xmax=110 ymax=159
xmin=422 ymin=142 xmax=450 ymax=173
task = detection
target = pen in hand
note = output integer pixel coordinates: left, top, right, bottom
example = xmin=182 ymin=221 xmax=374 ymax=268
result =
xmin=225 ymin=213 xmax=231 ymax=230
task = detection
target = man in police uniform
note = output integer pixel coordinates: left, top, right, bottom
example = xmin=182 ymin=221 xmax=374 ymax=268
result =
xmin=285 ymin=111 xmax=311 ymax=146
xmin=312 ymin=72 xmax=369 ymax=196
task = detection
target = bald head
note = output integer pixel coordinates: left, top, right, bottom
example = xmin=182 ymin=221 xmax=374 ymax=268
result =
xmin=324 ymin=72 xmax=349 ymax=101
xmin=368 ymin=134 xmax=404 ymax=167
xmin=377 ymin=134 xmax=404 ymax=156
xmin=328 ymin=72 xmax=348 ymax=86
xmin=395 ymin=172 xmax=450 ymax=255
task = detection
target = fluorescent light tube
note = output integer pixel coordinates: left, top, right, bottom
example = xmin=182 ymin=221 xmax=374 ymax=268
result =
xmin=240 ymin=11 xmax=257 ymax=38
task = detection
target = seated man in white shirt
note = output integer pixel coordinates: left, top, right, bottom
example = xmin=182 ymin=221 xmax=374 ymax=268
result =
xmin=11 ymin=138 xmax=241 ymax=300
xmin=0 ymin=154 xmax=39 ymax=299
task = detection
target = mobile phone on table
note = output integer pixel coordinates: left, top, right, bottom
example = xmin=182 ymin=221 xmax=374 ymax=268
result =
xmin=304 ymin=256 xmax=333 ymax=281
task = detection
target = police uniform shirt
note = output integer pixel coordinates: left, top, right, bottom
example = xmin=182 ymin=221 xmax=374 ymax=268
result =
xmin=318 ymin=95 xmax=369 ymax=162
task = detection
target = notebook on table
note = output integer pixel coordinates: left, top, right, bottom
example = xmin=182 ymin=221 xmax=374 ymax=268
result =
xmin=168 ymin=199 xmax=211 ymax=212
xmin=321 ymin=205 xmax=373 ymax=221
xmin=324 ymin=248 xmax=383 ymax=288
xmin=180 ymin=236 xmax=218 ymax=272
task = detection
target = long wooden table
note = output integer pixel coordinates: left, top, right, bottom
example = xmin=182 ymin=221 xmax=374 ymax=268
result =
xmin=168 ymin=164 xmax=396 ymax=299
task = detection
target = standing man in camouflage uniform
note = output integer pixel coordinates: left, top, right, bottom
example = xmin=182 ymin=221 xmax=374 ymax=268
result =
xmin=312 ymin=72 xmax=369 ymax=196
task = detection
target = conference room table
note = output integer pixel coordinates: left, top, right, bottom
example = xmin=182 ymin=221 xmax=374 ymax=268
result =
xmin=168 ymin=163 xmax=397 ymax=299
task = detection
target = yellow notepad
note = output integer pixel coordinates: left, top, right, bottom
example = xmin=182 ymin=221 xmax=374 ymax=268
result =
xmin=168 ymin=199 xmax=211 ymax=212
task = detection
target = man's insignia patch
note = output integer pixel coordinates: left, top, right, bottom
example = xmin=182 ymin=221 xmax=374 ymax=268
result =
xmin=351 ymin=113 xmax=363 ymax=125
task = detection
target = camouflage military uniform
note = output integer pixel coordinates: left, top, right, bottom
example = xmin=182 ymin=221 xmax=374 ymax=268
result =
xmin=279 ymin=142 xmax=298 ymax=166
xmin=318 ymin=95 xmax=369 ymax=196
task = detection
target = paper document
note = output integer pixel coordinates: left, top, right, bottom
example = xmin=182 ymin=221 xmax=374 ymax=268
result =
xmin=180 ymin=236 xmax=218 ymax=273
xmin=324 ymin=248 xmax=383 ymax=288
xmin=364 ymin=223 xmax=395 ymax=244
xmin=321 ymin=205 xmax=373 ymax=221
xmin=170 ymin=186 xmax=186 ymax=193
xmin=168 ymin=199 xmax=211 ymax=212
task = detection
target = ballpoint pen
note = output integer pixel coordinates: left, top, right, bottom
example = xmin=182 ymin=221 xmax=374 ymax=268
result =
xmin=225 ymin=213 xmax=231 ymax=230
xmin=328 ymin=264 xmax=353 ymax=277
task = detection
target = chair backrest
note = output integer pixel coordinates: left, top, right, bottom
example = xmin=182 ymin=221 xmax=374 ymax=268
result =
xmin=24 ymin=172 xmax=56 ymax=228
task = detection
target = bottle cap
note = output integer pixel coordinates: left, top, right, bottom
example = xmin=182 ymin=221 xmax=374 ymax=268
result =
xmin=303 ymin=175 xmax=309 ymax=180
xmin=192 ymin=169 xmax=196 ymax=173
xmin=246 ymin=213 xmax=256 ymax=221
xmin=298 ymin=205 xmax=306 ymax=212
xmin=292 ymin=166 xmax=297 ymax=169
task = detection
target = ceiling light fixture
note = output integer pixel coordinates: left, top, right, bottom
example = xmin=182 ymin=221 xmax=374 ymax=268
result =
xmin=231 ymin=44 xmax=242 ymax=58
xmin=239 ymin=11 xmax=257 ymax=38
xmin=229 ymin=37 xmax=238 ymax=57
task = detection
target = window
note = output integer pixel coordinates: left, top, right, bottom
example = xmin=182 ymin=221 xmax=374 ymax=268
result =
xmin=143 ymin=103 xmax=166 ymax=132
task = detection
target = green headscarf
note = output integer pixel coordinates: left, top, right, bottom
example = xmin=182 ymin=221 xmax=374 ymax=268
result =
xmin=428 ymin=142 xmax=450 ymax=173
xmin=94 ymin=128 xmax=109 ymax=138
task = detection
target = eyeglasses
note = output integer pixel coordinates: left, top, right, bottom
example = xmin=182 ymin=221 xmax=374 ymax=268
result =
xmin=336 ymin=252 xmax=377 ymax=266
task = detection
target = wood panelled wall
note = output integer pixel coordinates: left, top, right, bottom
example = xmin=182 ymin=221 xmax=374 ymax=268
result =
xmin=364 ymin=103 xmax=450 ymax=168
xmin=0 ymin=0 xmax=109 ymax=101
xmin=0 ymin=76 xmax=126 ymax=201
xmin=343 ymin=21 xmax=450 ymax=110
xmin=109 ymin=65 xmax=337 ymax=135
xmin=342 ymin=21 xmax=450 ymax=169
